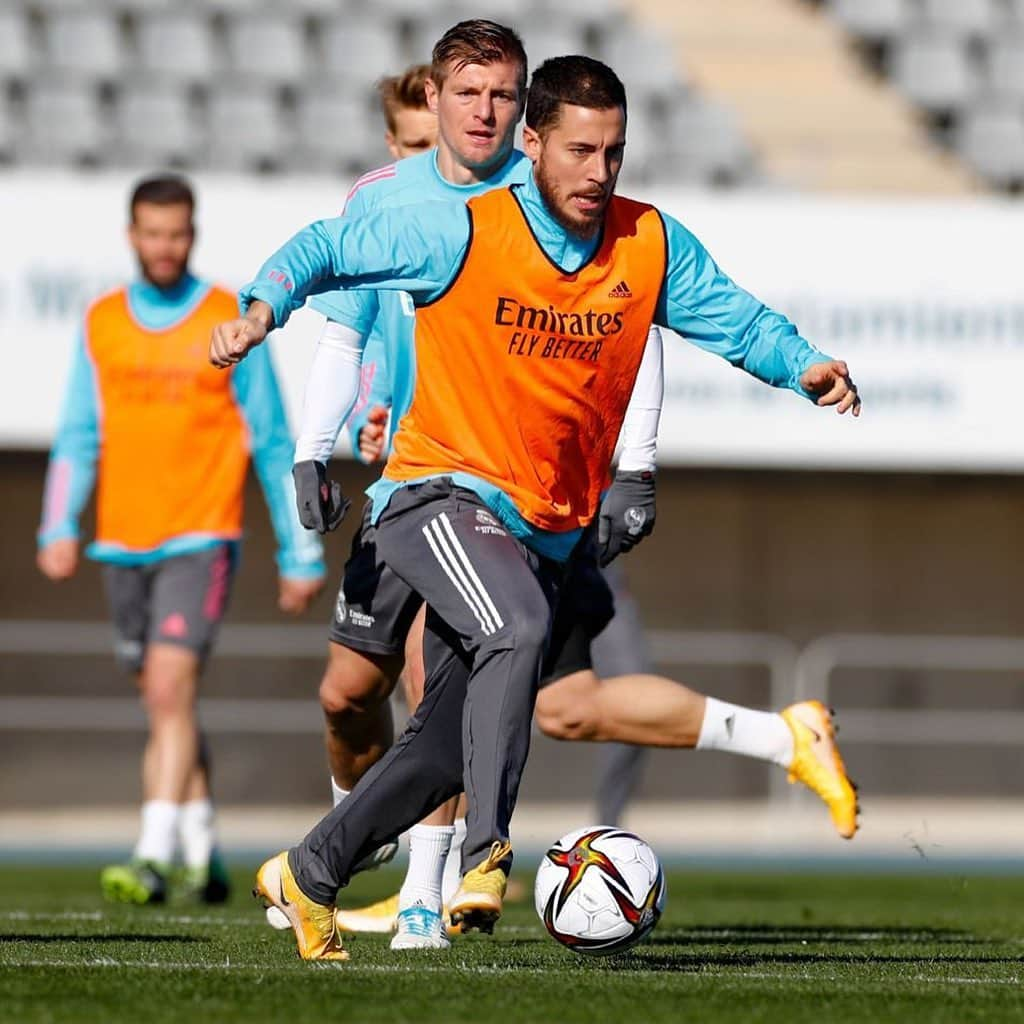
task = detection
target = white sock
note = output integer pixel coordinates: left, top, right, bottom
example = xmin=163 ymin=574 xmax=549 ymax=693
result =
xmin=441 ymin=817 xmax=467 ymax=906
xmin=134 ymin=800 xmax=180 ymax=866
xmin=696 ymin=697 xmax=794 ymax=768
xmin=331 ymin=778 xmax=349 ymax=809
xmin=399 ymin=824 xmax=454 ymax=913
xmin=179 ymin=798 xmax=217 ymax=871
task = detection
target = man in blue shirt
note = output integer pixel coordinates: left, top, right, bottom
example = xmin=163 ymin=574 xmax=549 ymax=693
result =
xmin=40 ymin=175 xmax=325 ymax=906
xmin=308 ymin=92 xmax=859 ymax=954
xmin=284 ymin=25 xmax=534 ymax=952
xmin=273 ymin=29 xmax=671 ymax=951
xmin=213 ymin=58 xmax=859 ymax=961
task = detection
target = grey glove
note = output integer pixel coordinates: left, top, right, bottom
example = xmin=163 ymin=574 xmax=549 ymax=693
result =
xmin=597 ymin=469 xmax=656 ymax=567
xmin=292 ymin=460 xmax=350 ymax=534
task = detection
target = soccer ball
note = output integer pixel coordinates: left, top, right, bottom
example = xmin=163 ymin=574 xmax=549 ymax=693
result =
xmin=534 ymin=826 xmax=666 ymax=955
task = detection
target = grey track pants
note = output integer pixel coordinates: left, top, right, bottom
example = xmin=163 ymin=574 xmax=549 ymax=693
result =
xmin=290 ymin=480 xmax=564 ymax=903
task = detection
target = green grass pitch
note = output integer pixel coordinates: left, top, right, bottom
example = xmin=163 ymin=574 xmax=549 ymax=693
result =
xmin=1 ymin=863 xmax=1022 ymax=1023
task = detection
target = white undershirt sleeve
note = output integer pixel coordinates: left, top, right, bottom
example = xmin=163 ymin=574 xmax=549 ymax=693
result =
xmin=617 ymin=325 xmax=664 ymax=473
xmin=293 ymin=319 xmax=366 ymax=464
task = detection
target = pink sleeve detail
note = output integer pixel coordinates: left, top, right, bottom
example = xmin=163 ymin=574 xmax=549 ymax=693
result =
xmin=348 ymin=360 xmax=377 ymax=422
xmin=41 ymin=458 xmax=71 ymax=535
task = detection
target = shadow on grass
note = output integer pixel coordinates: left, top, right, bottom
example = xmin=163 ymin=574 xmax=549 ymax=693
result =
xmin=586 ymin=950 xmax=1024 ymax=973
xmin=1 ymin=934 xmax=209 ymax=944
xmin=646 ymin=924 xmax=983 ymax=947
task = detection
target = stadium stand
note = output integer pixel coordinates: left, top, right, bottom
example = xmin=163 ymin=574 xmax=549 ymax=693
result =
xmin=631 ymin=0 xmax=974 ymax=193
xmin=18 ymin=0 xmax=1016 ymax=191
xmin=1 ymin=0 xmax=759 ymax=186
xmin=821 ymin=0 xmax=1024 ymax=189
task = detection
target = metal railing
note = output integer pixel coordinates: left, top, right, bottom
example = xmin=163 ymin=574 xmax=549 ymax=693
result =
xmin=2 ymin=622 xmax=1022 ymax=757
xmin=793 ymin=633 xmax=1024 ymax=744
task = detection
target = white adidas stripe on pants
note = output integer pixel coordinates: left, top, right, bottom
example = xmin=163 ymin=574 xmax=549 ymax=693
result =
xmin=421 ymin=513 xmax=505 ymax=637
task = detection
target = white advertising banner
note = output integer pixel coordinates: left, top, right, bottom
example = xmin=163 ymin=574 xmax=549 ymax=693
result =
xmin=1 ymin=171 xmax=1019 ymax=471
xmin=644 ymin=189 xmax=1020 ymax=473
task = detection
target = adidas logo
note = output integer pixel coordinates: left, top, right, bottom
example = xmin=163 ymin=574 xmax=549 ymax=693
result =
xmin=608 ymin=280 xmax=632 ymax=298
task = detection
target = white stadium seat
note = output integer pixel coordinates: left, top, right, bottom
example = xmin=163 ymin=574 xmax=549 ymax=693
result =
xmin=135 ymin=12 xmax=217 ymax=85
xmin=224 ymin=14 xmax=307 ymax=86
xmin=888 ymin=32 xmax=978 ymax=112
xmin=957 ymin=102 xmax=1024 ymax=186
xmin=367 ymin=0 xmax=434 ymax=23
xmin=917 ymin=0 xmax=998 ymax=39
xmin=828 ymin=0 xmax=911 ymax=41
xmin=667 ymin=96 xmax=755 ymax=185
xmin=117 ymin=86 xmax=198 ymax=167
xmin=292 ymin=91 xmax=389 ymax=175
xmin=985 ymin=35 xmax=1024 ymax=103
xmin=26 ymin=82 xmax=108 ymax=164
xmin=520 ymin=22 xmax=589 ymax=70
xmin=0 ymin=9 xmax=34 ymax=81
xmin=319 ymin=19 xmax=405 ymax=84
xmin=602 ymin=24 xmax=687 ymax=103
xmin=206 ymin=86 xmax=289 ymax=171
xmin=45 ymin=10 xmax=124 ymax=81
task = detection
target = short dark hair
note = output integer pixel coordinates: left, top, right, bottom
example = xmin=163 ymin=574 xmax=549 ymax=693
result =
xmin=431 ymin=19 xmax=528 ymax=102
xmin=378 ymin=64 xmax=432 ymax=134
xmin=129 ymin=174 xmax=194 ymax=221
xmin=525 ymin=56 xmax=627 ymax=136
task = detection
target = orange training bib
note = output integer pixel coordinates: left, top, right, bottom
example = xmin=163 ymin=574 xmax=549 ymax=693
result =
xmin=384 ymin=187 xmax=666 ymax=533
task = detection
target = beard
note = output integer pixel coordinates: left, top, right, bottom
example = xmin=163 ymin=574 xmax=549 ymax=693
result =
xmin=534 ymin=161 xmax=608 ymax=241
xmin=138 ymin=256 xmax=188 ymax=290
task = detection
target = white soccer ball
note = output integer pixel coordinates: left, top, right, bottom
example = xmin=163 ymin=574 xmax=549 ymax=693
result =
xmin=534 ymin=825 xmax=666 ymax=955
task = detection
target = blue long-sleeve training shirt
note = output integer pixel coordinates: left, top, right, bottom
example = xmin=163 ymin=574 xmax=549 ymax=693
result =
xmin=242 ymin=171 xmax=828 ymax=559
xmin=41 ymin=273 xmax=325 ymax=577
xmin=309 ymin=149 xmax=531 ymax=457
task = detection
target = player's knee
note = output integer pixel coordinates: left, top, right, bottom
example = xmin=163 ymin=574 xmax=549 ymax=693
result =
xmin=535 ymin=673 xmax=602 ymax=741
xmin=141 ymin=671 xmax=192 ymax=721
xmin=496 ymin=601 xmax=549 ymax=656
xmin=319 ymin=647 xmax=395 ymax=718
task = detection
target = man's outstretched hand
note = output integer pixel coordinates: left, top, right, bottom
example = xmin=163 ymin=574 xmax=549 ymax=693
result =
xmin=209 ymin=301 xmax=275 ymax=368
xmin=800 ymin=360 xmax=861 ymax=416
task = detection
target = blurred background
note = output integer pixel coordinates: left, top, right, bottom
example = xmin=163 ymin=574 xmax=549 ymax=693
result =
xmin=1 ymin=0 xmax=1022 ymax=865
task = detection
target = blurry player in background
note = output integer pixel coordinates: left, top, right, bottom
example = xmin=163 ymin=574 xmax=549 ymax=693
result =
xmin=379 ymin=64 xmax=437 ymax=160
xmin=37 ymin=175 xmax=326 ymax=905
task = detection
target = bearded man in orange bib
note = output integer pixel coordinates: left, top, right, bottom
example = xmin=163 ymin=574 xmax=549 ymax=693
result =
xmin=211 ymin=57 xmax=859 ymax=959
xmin=39 ymin=175 xmax=326 ymax=905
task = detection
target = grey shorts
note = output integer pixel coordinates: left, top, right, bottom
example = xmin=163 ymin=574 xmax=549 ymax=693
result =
xmin=101 ymin=543 xmax=238 ymax=673
xmin=327 ymin=501 xmax=424 ymax=656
